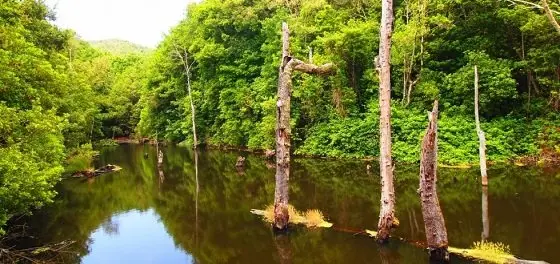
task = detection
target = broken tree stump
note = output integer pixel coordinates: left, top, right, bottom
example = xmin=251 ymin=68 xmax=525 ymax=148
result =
xmin=418 ymin=100 xmax=449 ymax=262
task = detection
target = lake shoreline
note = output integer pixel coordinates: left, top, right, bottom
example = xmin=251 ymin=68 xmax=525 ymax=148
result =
xmin=108 ymin=138 xmax=560 ymax=169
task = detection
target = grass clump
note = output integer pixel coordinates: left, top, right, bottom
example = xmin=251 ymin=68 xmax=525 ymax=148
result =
xmin=449 ymin=241 xmax=514 ymax=264
xmin=304 ymin=209 xmax=333 ymax=228
xmin=251 ymin=205 xmax=332 ymax=228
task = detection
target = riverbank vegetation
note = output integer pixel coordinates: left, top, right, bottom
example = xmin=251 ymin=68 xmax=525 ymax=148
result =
xmin=133 ymin=0 xmax=560 ymax=168
xmin=1 ymin=0 xmax=559 ymax=244
xmin=0 ymin=0 xmax=147 ymax=232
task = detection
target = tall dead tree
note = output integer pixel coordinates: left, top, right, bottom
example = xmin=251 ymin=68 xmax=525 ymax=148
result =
xmin=474 ymin=66 xmax=488 ymax=186
xmin=376 ymin=0 xmax=397 ymax=243
xmin=174 ymin=46 xmax=198 ymax=149
xmin=274 ymin=22 xmax=335 ymax=231
xmin=419 ymin=100 xmax=449 ymax=262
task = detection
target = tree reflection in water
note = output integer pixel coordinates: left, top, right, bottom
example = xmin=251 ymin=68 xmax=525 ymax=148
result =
xmin=9 ymin=144 xmax=560 ymax=263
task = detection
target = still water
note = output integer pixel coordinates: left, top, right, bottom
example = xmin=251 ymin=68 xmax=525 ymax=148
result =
xmin=16 ymin=144 xmax=560 ymax=263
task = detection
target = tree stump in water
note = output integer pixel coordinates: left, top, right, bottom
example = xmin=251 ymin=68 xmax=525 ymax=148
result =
xmin=418 ymin=101 xmax=449 ymax=262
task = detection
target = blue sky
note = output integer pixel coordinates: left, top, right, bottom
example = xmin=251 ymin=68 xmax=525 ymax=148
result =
xmin=45 ymin=0 xmax=199 ymax=47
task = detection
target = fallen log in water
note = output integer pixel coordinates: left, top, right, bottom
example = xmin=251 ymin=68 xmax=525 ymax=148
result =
xmin=71 ymin=164 xmax=122 ymax=178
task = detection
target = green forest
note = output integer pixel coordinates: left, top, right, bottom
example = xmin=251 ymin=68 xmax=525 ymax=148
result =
xmin=1 ymin=0 xmax=559 ymax=235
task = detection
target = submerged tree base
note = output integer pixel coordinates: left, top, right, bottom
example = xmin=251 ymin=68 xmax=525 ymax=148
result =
xmin=251 ymin=205 xmax=333 ymax=228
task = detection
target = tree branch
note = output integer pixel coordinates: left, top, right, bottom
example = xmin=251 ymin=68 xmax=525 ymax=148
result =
xmin=291 ymin=58 xmax=336 ymax=75
xmin=504 ymin=0 xmax=560 ymax=15
xmin=543 ymin=0 xmax=560 ymax=34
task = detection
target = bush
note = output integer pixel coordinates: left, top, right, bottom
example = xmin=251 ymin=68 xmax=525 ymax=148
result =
xmin=0 ymin=107 xmax=66 ymax=234
xmin=65 ymin=143 xmax=99 ymax=174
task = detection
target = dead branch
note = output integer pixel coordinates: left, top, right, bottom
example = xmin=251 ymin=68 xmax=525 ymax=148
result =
xmin=291 ymin=59 xmax=335 ymax=75
xmin=504 ymin=0 xmax=560 ymax=15
xmin=543 ymin=0 xmax=560 ymax=34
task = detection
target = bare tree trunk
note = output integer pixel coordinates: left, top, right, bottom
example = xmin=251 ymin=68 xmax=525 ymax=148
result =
xmin=419 ymin=100 xmax=449 ymax=262
xmin=376 ymin=0 xmax=396 ymax=243
xmin=403 ymin=58 xmax=407 ymax=103
xmin=474 ymin=66 xmax=488 ymax=186
xmin=274 ymin=22 xmax=335 ymax=231
xmin=542 ymin=0 xmax=560 ymax=34
xmin=175 ymin=47 xmax=198 ymax=149
xmin=274 ymin=22 xmax=292 ymax=231
xmin=156 ymin=132 xmax=163 ymax=167
xmin=481 ymin=186 xmax=489 ymax=241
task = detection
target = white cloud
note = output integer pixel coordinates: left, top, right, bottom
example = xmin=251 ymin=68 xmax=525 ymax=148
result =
xmin=44 ymin=0 xmax=199 ymax=47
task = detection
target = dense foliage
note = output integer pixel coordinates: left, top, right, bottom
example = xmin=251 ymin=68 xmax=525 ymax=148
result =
xmin=0 ymin=0 xmax=147 ymax=232
xmin=1 ymin=0 xmax=560 ymax=233
xmin=137 ymin=0 xmax=560 ymax=165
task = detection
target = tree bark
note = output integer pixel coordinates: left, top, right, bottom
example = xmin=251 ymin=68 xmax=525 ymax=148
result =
xmin=274 ymin=22 xmax=335 ymax=231
xmin=376 ymin=0 xmax=396 ymax=243
xmin=474 ymin=66 xmax=488 ymax=186
xmin=274 ymin=22 xmax=292 ymax=231
xmin=419 ymin=100 xmax=449 ymax=262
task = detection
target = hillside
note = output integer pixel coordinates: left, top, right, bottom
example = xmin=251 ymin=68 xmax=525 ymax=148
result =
xmin=89 ymin=39 xmax=150 ymax=55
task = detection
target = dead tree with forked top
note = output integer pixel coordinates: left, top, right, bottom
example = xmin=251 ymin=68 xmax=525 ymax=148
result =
xmin=273 ymin=22 xmax=335 ymax=231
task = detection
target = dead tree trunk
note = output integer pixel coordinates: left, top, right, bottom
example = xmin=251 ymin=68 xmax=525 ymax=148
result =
xmin=274 ymin=22 xmax=335 ymax=231
xmin=156 ymin=132 xmax=163 ymax=167
xmin=175 ymin=46 xmax=198 ymax=149
xmin=474 ymin=66 xmax=488 ymax=186
xmin=376 ymin=0 xmax=396 ymax=243
xmin=419 ymin=100 xmax=449 ymax=262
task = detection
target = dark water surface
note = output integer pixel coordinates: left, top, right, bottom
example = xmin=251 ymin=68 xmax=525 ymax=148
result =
xmin=16 ymin=144 xmax=560 ymax=263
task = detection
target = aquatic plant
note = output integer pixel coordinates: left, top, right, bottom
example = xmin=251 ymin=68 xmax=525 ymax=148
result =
xmin=251 ymin=205 xmax=332 ymax=228
xmin=449 ymin=241 xmax=514 ymax=264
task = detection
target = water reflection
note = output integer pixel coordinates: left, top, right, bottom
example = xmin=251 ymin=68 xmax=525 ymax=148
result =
xmin=481 ymin=186 xmax=489 ymax=241
xmin=13 ymin=144 xmax=560 ymax=263
xmin=82 ymin=210 xmax=192 ymax=264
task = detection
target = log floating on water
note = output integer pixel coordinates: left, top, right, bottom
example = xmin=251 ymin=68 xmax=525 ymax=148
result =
xmin=72 ymin=164 xmax=122 ymax=178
